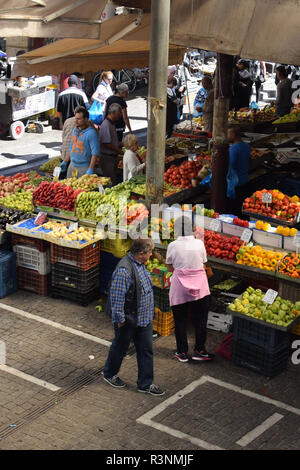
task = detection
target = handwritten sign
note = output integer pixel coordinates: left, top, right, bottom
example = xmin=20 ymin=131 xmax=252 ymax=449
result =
xmin=263 ymin=289 xmax=278 ymax=305
xmin=53 ymin=166 xmax=61 ymax=178
xmin=98 ymin=183 xmax=104 ymax=194
xmin=209 ymin=219 xmax=221 ymax=232
xmin=262 ymin=193 xmax=272 ymax=204
xmin=68 ymin=222 xmax=78 ymax=233
xmin=240 ymin=228 xmax=253 ymax=243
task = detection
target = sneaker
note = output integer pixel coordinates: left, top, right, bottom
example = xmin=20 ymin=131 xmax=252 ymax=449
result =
xmin=192 ymin=350 xmax=215 ymax=361
xmin=174 ymin=352 xmax=189 ymax=363
xmin=137 ymin=384 xmax=165 ymax=396
xmin=103 ymin=374 xmax=126 ymax=388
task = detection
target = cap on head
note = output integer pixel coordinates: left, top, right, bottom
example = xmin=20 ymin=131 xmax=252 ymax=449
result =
xmin=68 ymin=74 xmax=79 ymax=86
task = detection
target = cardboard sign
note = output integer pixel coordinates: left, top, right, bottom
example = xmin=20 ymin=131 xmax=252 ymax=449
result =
xmin=263 ymin=289 xmax=278 ymax=305
xmin=240 ymin=228 xmax=253 ymax=243
xmin=209 ymin=219 xmax=221 ymax=232
xmin=262 ymin=193 xmax=272 ymax=204
xmin=68 ymin=222 xmax=78 ymax=233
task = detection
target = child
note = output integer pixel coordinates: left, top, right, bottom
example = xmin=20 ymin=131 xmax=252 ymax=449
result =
xmin=123 ymin=134 xmax=146 ymax=181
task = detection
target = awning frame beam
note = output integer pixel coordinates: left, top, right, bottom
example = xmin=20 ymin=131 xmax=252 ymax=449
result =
xmin=42 ymin=0 xmax=91 ymax=24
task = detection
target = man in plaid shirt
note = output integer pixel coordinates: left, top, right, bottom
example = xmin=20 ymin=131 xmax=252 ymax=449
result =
xmin=103 ymin=238 xmax=165 ymax=396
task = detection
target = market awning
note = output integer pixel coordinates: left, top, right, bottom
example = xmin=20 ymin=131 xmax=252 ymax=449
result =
xmin=0 ymin=0 xmax=108 ymax=39
xmin=12 ymin=13 xmax=185 ymax=76
xmin=113 ymin=0 xmax=300 ymax=66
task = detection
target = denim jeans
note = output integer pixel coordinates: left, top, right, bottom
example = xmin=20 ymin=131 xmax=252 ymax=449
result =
xmin=104 ymin=322 xmax=154 ymax=390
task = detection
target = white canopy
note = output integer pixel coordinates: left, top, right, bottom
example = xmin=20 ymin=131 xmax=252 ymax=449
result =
xmin=0 ymin=0 xmax=108 ymax=39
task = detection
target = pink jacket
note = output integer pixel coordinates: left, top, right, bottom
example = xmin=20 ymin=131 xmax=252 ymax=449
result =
xmin=169 ymin=268 xmax=210 ymax=307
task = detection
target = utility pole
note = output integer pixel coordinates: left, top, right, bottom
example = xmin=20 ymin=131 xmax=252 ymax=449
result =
xmin=145 ymin=0 xmax=170 ymax=206
xmin=211 ymin=53 xmax=234 ymax=212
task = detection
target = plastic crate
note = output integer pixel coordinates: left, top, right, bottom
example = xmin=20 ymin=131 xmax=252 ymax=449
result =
xmin=152 ymin=308 xmax=174 ymax=337
xmin=99 ymin=251 xmax=120 ymax=294
xmin=11 ymin=233 xmax=48 ymax=252
xmin=50 ymin=242 xmax=100 ymax=271
xmin=149 ymin=268 xmax=171 ymax=289
xmin=153 ymin=286 xmax=170 ymax=312
xmin=51 ymin=286 xmax=99 ymax=306
xmin=232 ymin=339 xmax=289 ymax=378
xmin=17 ymin=266 xmax=51 ymax=296
xmin=100 ymin=233 xmax=132 ymax=258
xmin=13 ymin=244 xmax=50 ymax=275
xmin=0 ymin=250 xmax=17 ymax=298
xmin=51 ymin=263 xmax=99 ymax=293
xmin=291 ymin=323 xmax=300 ymax=335
xmin=233 ymin=316 xmax=290 ymax=353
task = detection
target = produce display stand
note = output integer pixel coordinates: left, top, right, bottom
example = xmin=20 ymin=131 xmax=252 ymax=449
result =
xmin=0 ymin=78 xmax=55 ymax=139
xmin=248 ymin=151 xmax=275 ymax=172
xmin=242 ymin=209 xmax=300 ymax=228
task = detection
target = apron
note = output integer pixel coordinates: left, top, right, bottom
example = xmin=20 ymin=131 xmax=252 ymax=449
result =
xmin=169 ymin=268 xmax=210 ymax=307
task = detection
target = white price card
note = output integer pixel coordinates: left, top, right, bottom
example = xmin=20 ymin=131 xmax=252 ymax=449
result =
xmin=263 ymin=289 xmax=278 ymax=305
xmin=209 ymin=219 xmax=221 ymax=232
xmin=262 ymin=193 xmax=272 ymax=204
xmin=293 ymin=234 xmax=300 ymax=247
xmin=98 ymin=183 xmax=104 ymax=194
xmin=68 ymin=222 xmax=78 ymax=233
xmin=240 ymin=228 xmax=253 ymax=243
xmin=34 ymin=211 xmax=47 ymax=225
xmin=53 ymin=166 xmax=61 ymax=178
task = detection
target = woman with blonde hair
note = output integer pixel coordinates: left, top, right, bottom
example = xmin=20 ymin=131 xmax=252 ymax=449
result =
xmin=123 ymin=134 xmax=145 ymax=181
xmin=92 ymin=71 xmax=114 ymax=105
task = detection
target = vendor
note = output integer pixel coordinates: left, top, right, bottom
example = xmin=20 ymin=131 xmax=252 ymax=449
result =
xmin=166 ymin=216 xmax=214 ymax=363
xmin=60 ymin=106 xmax=99 ymax=178
xmin=99 ymin=103 xmax=123 ymax=186
xmin=194 ymin=76 xmax=214 ymax=133
xmin=275 ymin=65 xmax=293 ymax=117
xmin=123 ymin=134 xmax=145 ymax=181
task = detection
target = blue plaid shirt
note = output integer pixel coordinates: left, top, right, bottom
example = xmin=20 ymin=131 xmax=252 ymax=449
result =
xmin=110 ymin=254 xmax=154 ymax=327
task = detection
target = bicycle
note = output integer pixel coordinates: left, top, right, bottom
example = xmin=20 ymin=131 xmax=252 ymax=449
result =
xmin=92 ymin=69 xmax=137 ymax=94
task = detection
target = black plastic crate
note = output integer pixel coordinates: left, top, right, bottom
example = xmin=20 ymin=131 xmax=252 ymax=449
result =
xmin=232 ymin=340 xmax=289 ymax=378
xmin=51 ymin=286 xmax=99 ymax=306
xmin=211 ymin=275 xmax=246 ymax=295
xmin=153 ymin=286 xmax=170 ymax=312
xmin=233 ymin=316 xmax=290 ymax=353
xmin=51 ymin=263 xmax=99 ymax=293
xmin=99 ymin=251 xmax=120 ymax=294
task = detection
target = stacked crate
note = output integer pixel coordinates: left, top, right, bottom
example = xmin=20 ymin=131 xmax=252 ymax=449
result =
xmin=12 ymin=234 xmax=50 ymax=296
xmin=99 ymin=234 xmax=132 ymax=294
xmin=232 ymin=316 xmax=291 ymax=378
xmin=152 ymin=286 xmax=174 ymax=337
xmin=50 ymin=242 xmax=100 ymax=306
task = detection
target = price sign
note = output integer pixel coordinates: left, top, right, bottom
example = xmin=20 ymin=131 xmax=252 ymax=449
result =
xmin=209 ymin=219 xmax=221 ymax=232
xmin=72 ymin=169 xmax=78 ymax=178
xmin=68 ymin=222 xmax=78 ymax=233
xmin=240 ymin=228 xmax=252 ymax=243
xmin=263 ymin=289 xmax=278 ymax=305
xmin=34 ymin=212 xmax=47 ymax=226
xmin=262 ymin=193 xmax=272 ymax=204
xmin=98 ymin=183 xmax=104 ymax=194
xmin=53 ymin=166 xmax=61 ymax=178
xmin=293 ymin=234 xmax=300 ymax=247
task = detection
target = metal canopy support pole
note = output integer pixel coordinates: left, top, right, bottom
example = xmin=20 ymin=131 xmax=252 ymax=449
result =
xmin=211 ymin=53 xmax=234 ymax=212
xmin=145 ymin=0 xmax=170 ymax=206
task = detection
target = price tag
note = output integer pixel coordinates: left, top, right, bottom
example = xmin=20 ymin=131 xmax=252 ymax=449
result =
xmin=262 ymin=193 xmax=272 ymax=204
xmin=263 ymin=289 xmax=278 ymax=305
xmin=53 ymin=167 xmax=61 ymax=178
xmin=98 ymin=183 xmax=104 ymax=194
xmin=72 ymin=169 xmax=78 ymax=178
xmin=240 ymin=228 xmax=253 ymax=243
xmin=209 ymin=219 xmax=221 ymax=232
xmin=68 ymin=222 xmax=78 ymax=233
xmin=293 ymin=234 xmax=300 ymax=247
xmin=34 ymin=211 xmax=47 ymax=225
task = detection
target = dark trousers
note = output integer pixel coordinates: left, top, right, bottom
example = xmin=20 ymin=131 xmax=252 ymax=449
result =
xmin=99 ymin=154 xmax=118 ymax=186
xmin=104 ymin=322 xmax=154 ymax=390
xmin=172 ymin=296 xmax=210 ymax=354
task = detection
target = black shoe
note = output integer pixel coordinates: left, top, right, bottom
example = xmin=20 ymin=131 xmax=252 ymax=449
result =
xmin=192 ymin=350 xmax=215 ymax=361
xmin=174 ymin=352 xmax=189 ymax=363
xmin=103 ymin=375 xmax=126 ymax=388
xmin=137 ymin=384 xmax=165 ymax=396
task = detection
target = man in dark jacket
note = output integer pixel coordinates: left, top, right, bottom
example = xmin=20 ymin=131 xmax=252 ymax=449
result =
xmin=103 ymin=238 xmax=165 ymax=396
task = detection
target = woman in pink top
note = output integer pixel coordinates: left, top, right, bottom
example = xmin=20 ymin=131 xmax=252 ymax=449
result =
xmin=166 ymin=217 xmax=214 ymax=363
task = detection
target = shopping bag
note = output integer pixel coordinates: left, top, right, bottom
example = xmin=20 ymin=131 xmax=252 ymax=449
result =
xmin=226 ymin=167 xmax=239 ymax=200
xmin=89 ymin=100 xmax=103 ymax=126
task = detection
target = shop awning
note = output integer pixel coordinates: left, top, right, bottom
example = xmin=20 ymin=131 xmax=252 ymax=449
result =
xmin=0 ymin=0 xmax=108 ymax=39
xmin=12 ymin=13 xmax=186 ymax=76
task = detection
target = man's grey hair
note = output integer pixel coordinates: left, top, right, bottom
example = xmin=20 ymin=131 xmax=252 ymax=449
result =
xmin=116 ymin=83 xmax=129 ymax=94
xmin=108 ymin=103 xmax=121 ymax=114
xmin=130 ymin=238 xmax=154 ymax=255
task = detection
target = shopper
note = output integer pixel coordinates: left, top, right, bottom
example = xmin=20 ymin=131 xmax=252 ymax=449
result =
xmin=166 ymin=77 xmax=180 ymax=138
xmin=166 ymin=217 xmax=214 ymax=363
xmin=235 ymin=59 xmax=253 ymax=110
xmin=275 ymin=65 xmax=293 ymax=117
xmin=56 ymin=75 xmax=90 ymax=127
xmin=61 ymin=116 xmax=75 ymax=162
xmin=104 ymin=83 xmax=132 ymax=142
xmin=60 ymin=106 xmax=99 ymax=178
xmin=99 ymin=103 xmax=123 ymax=186
xmin=193 ymin=78 xmax=209 ymax=117
xmin=123 ymin=134 xmax=145 ymax=181
xmin=201 ymin=77 xmax=214 ymax=133
xmin=250 ymin=60 xmax=266 ymax=103
xmin=92 ymin=71 xmax=114 ymax=106
xmin=103 ymin=238 xmax=165 ymax=396
xmin=227 ymin=126 xmax=250 ymax=187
